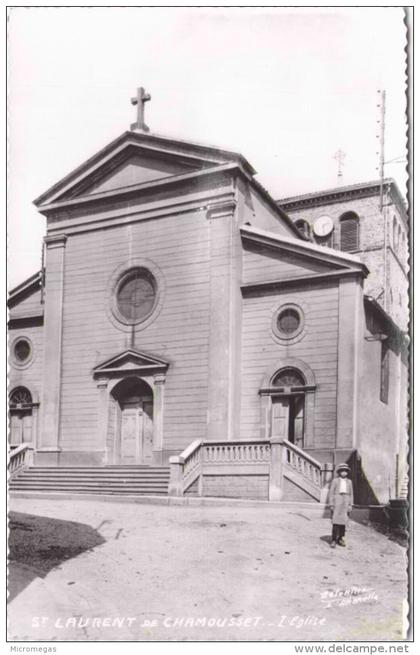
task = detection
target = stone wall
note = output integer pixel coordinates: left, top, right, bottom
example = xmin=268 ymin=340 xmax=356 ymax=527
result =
xmin=202 ymin=474 xmax=269 ymax=500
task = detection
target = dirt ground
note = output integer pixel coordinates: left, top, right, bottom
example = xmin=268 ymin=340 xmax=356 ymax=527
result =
xmin=8 ymin=497 xmax=409 ymax=642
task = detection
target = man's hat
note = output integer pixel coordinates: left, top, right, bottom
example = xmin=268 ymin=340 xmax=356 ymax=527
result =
xmin=336 ymin=462 xmax=351 ymax=472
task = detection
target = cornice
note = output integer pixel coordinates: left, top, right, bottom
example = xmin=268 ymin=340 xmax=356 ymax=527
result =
xmin=276 ymin=179 xmax=407 ymax=213
xmin=44 ymin=233 xmax=67 ymax=248
xmin=8 ymin=271 xmax=42 ymax=301
xmin=241 ymin=269 xmax=363 ymax=295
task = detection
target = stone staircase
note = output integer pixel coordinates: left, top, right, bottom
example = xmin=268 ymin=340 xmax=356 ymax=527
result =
xmin=8 ymin=466 xmax=170 ymax=496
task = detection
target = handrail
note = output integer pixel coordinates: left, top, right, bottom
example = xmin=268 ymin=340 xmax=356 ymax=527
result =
xmin=8 ymin=443 xmax=30 ymax=460
xmin=8 ymin=443 xmax=33 ymax=476
xmin=179 ymin=439 xmax=202 ymax=463
xmin=202 ymin=439 xmax=271 ymax=447
xmin=282 ymin=439 xmax=322 ymax=468
xmin=282 ymin=439 xmax=322 ymax=488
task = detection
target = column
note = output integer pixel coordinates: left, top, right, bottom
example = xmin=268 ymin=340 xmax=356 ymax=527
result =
xmin=38 ymin=233 xmax=67 ymax=464
xmin=206 ymin=199 xmax=242 ymax=440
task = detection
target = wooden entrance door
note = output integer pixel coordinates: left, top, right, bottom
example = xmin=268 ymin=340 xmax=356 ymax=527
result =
xmin=120 ymin=407 xmax=143 ymax=463
xmin=271 ymin=397 xmax=290 ymax=439
xmin=271 ymin=395 xmax=305 ymax=446
xmin=120 ymin=401 xmax=154 ymax=464
xmin=10 ymin=410 xmax=32 ymax=446
xmin=293 ymin=396 xmax=304 ymax=448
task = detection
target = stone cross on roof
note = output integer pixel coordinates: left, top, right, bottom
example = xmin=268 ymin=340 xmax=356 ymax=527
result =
xmin=131 ymin=87 xmax=151 ymax=132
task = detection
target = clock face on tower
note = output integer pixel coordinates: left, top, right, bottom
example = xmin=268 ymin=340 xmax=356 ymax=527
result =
xmin=313 ymin=215 xmax=334 ymax=238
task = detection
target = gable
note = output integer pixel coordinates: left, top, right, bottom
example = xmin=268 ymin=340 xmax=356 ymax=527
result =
xmin=243 ymin=241 xmax=338 ymax=285
xmin=34 ymin=131 xmax=255 ymax=208
xmin=93 ymin=348 xmax=169 ymax=377
xmin=81 ymin=152 xmax=194 ymax=195
xmin=240 ymin=224 xmax=368 ymax=288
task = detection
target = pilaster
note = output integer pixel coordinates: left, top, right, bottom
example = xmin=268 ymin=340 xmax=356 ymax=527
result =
xmin=206 ymin=199 xmax=242 ymax=440
xmin=336 ymin=276 xmax=364 ymax=449
xmin=153 ymin=373 xmax=166 ymax=463
xmin=38 ymin=233 xmax=67 ymax=457
xmin=96 ymin=379 xmax=109 ymax=464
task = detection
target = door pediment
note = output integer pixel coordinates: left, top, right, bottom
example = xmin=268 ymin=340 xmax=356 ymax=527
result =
xmin=93 ymin=348 xmax=169 ymax=378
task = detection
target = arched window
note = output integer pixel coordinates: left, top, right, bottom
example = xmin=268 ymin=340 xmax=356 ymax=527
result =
xmin=272 ymin=368 xmax=306 ymax=388
xmin=294 ymin=219 xmax=311 ymax=239
xmin=339 ymin=212 xmax=359 ymax=251
xmin=9 ymin=386 xmax=32 ymax=407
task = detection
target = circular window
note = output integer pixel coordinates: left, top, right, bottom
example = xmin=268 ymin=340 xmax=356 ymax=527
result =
xmin=14 ymin=339 xmax=31 ymax=362
xmin=277 ymin=308 xmax=300 ymax=335
xmin=116 ymin=268 xmax=157 ymax=324
xmin=11 ymin=337 xmax=34 ymax=368
xmin=272 ymin=304 xmax=305 ymax=342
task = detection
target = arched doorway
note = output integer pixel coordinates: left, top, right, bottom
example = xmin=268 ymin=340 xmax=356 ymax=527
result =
xmin=270 ymin=368 xmax=306 ymax=447
xmin=9 ymin=387 xmax=33 ymax=447
xmin=111 ymin=377 xmax=154 ymax=464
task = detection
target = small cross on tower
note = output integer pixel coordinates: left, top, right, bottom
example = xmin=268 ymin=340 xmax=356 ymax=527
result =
xmin=131 ymin=87 xmax=151 ymax=132
xmin=333 ymin=149 xmax=346 ymax=185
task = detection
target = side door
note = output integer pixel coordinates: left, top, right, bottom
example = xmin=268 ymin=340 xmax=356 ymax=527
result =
xmin=271 ymin=397 xmax=290 ymax=440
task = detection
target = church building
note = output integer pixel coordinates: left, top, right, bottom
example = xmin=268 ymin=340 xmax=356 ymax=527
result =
xmin=9 ymin=89 xmax=409 ymax=506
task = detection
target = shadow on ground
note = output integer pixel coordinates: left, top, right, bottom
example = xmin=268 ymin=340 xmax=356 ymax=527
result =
xmin=8 ymin=511 xmax=106 ymax=602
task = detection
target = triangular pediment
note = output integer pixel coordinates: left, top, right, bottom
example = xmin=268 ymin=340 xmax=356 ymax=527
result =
xmin=241 ymin=225 xmax=368 ymax=285
xmin=93 ymin=348 xmax=170 ymax=378
xmin=34 ymin=131 xmax=255 ymax=208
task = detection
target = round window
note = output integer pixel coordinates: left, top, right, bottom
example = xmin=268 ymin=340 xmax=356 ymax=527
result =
xmin=116 ymin=268 xmax=157 ymax=323
xmin=272 ymin=304 xmax=305 ymax=342
xmin=277 ymin=308 xmax=300 ymax=335
xmin=13 ymin=338 xmax=31 ymax=363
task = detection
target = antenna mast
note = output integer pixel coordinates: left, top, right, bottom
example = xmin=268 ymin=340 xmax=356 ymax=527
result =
xmin=377 ymin=89 xmax=386 ymax=211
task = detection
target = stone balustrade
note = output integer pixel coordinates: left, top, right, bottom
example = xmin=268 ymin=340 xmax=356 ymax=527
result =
xmin=169 ymin=438 xmax=332 ymax=502
xmin=8 ymin=443 xmax=34 ymax=477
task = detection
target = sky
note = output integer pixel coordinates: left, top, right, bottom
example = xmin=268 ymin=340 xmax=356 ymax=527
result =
xmin=7 ymin=6 xmax=408 ymax=288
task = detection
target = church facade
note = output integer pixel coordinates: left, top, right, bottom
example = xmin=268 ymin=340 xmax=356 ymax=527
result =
xmin=9 ymin=106 xmax=409 ymax=505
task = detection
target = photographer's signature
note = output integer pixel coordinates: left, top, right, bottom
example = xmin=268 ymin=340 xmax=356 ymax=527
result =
xmin=320 ymin=586 xmax=378 ymax=608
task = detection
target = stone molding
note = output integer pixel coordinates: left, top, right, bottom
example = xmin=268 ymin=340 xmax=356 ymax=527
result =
xmin=44 ymin=233 xmax=67 ymax=249
xmin=260 ymin=356 xmax=316 ymax=388
xmin=206 ymin=199 xmax=237 ymax=220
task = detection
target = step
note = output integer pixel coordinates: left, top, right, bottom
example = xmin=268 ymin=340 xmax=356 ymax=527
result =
xmin=10 ymin=485 xmax=168 ymax=495
xmin=13 ymin=472 xmax=170 ymax=480
xmin=9 ymin=487 xmax=168 ymax=495
xmin=22 ymin=467 xmax=169 ymax=473
xmin=9 ymin=483 xmax=169 ymax=491
xmin=10 ymin=480 xmax=168 ymax=489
